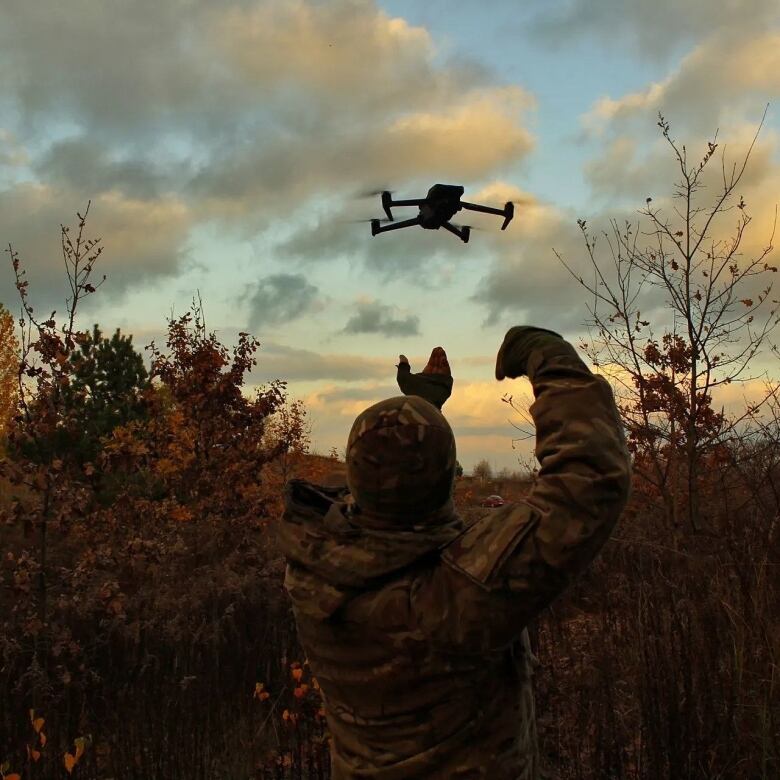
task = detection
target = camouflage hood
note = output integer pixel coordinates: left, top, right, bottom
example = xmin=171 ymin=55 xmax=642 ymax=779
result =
xmin=346 ymin=395 xmax=457 ymax=522
xmin=277 ymin=479 xmax=464 ymax=617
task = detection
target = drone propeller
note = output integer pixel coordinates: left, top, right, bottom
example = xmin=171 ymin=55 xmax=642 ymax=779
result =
xmin=354 ymin=187 xmax=394 ymax=199
xmin=453 ymin=223 xmax=483 ymax=231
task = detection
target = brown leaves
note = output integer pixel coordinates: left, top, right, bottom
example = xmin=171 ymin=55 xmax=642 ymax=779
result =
xmin=0 ymin=303 xmax=19 ymax=439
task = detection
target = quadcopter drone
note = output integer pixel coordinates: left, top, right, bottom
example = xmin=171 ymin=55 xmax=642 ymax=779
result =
xmin=368 ymin=183 xmax=514 ymax=243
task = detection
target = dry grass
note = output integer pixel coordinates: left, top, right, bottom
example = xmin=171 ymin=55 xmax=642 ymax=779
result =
xmin=1 ymin=456 xmax=777 ymax=779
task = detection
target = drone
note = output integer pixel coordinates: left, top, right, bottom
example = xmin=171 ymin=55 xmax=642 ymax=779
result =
xmin=368 ymin=183 xmax=514 ymax=243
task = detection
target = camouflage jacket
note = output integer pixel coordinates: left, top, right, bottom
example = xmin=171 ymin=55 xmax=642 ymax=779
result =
xmin=276 ymin=340 xmax=632 ymax=779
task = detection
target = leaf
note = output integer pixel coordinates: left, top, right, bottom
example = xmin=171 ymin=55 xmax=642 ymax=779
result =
xmin=291 ymin=668 xmax=304 ymax=683
xmin=741 ymin=299 xmax=753 ymax=307
xmin=32 ymin=716 xmax=45 ymax=733
xmin=74 ymin=737 xmax=88 ymax=761
xmin=39 ymin=731 xmax=47 ymax=747
xmin=6 ymin=774 xmax=21 ymax=780
xmin=64 ymin=752 xmax=77 ymax=774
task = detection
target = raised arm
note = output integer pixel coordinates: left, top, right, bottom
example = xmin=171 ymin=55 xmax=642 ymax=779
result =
xmin=413 ymin=327 xmax=632 ymax=650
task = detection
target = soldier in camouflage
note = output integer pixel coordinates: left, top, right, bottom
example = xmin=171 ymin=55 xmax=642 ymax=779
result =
xmin=276 ymin=327 xmax=632 ymax=779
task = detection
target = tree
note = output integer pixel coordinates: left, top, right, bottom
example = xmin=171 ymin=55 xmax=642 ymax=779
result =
xmin=263 ymin=398 xmax=312 ymax=483
xmin=3 ymin=201 xmax=106 ymax=633
xmin=455 ymin=459 xmax=464 ymax=478
xmin=472 ymin=458 xmax=492 ymax=481
xmin=0 ymin=302 xmax=19 ymax=442
xmin=554 ymin=112 xmax=779 ymax=532
xmin=57 ymin=324 xmax=149 ymax=463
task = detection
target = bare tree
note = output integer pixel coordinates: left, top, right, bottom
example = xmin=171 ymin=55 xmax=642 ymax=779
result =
xmin=472 ymin=458 xmax=493 ymax=482
xmin=554 ymin=110 xmax=779 ymax=533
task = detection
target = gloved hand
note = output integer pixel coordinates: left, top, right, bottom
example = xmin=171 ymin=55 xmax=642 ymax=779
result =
xmin=495 ymin=326 xmax=572 ymax=380
xmin=396 ymin=347 xmax=453 ymax=410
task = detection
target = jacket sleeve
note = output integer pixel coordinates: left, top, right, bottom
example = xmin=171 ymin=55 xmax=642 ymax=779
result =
xmin=410 ymin=337 xmax=632 ymax=652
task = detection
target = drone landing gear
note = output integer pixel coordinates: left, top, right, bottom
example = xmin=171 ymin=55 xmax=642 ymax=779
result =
xmin=442 ymin=222 xmax=470 ymax=243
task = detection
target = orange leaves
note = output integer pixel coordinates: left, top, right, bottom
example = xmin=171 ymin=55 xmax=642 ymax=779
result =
xmin=0 ymin=761 xmax=20 ymax=780
xmin=741 ymin=298 xmax=754 ymax=307
xmin=253 ymin=682 xmax=271 ymax=701
xmin=0 ymin=303 xmax=19 ymax=439
xmin=64 ymin=752 xmax=77 ymax=774
xmin=293 ymin=684 xmax=309 ymax=699
xmin=169 ymin=504 xmax=193 ymax=523
xmin=64 ymin=736 xmax=90 ymax=775
xmin=30 ymin=710 xmax=44 ymax=734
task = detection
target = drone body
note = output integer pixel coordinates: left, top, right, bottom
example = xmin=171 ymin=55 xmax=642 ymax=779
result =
xmin=370 ymin=183 xmax=514 ymax=243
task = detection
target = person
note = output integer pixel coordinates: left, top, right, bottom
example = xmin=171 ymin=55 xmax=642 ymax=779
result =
xmin=276 ymin=327 xmax=632 ymax=779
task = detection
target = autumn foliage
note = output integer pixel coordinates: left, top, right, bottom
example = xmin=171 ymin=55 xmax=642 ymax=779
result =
xmin=0 ymin=206 xmax=334 ymax=778
xmin=0 ymin=304 xmax=20 ymax=448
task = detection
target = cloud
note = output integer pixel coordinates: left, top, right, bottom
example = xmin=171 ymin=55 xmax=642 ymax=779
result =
xmin=190 ymin=85 xmax=534 ymax=228
xmin=250 ymin=341 xmax=390 ymax=383
xmin=208 ymin=0 xmax=453 ymax=111
xmin=0 ymin=0 xmax=536 ymax=292
xmin=33 ymin=137 xmax=180 ymax=201
xmin=276 ymin=208 xmax=466 ymax=281
xmin=342 ymin=298 xmax=420 ymax=336
xmin=581 ymin=31 xmax=780 ymax=138
xmin=532 ymin=0 xmax=780 ymax=61
xmin=298 ymin=376 xmax=537 ymax=471
xmin=0 ymin=182 xmax=192 ymax=313
xmin=0 ymin=129 xmax=29 ymax=167
xmin=245 ymin=273 xmax=319 ymax=330
xmin=467 ymin=189 xmax=599 ymax=330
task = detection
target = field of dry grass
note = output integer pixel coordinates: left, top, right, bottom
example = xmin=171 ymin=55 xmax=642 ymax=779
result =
xmin=1 ymin=454 xmax=777 ymax=779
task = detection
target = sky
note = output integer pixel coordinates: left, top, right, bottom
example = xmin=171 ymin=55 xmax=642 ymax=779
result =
xmin=1 ymin=0 xmax=779 ymax=472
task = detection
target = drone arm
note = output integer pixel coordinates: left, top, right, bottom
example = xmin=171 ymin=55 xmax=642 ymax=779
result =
xmin=461 ymin=200 xmax=515 ymax=230
xmin=372 ymin=217 xmax=422 ymax=235
xmin=390 ymin=198 xmax=427 ymax=207
xmin=460 ymin=201 xmax=505 ymax=216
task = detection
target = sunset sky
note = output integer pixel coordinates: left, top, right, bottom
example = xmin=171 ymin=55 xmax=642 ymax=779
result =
xmin=1 ymin=0 xmax=779 ymax=472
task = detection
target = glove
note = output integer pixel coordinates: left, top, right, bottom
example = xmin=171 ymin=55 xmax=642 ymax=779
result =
xmin=396 ymin=347 xmax=453 ymax=410
xmin=495 ymin=326 xmax=573 ymax=380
